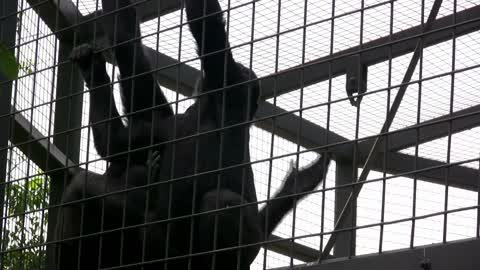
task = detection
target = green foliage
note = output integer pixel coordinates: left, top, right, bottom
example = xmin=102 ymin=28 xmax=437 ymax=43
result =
xmin=19 ymin=59 xmax=34 ymax=76
xmin=0 ymin=41 xmax=20 ymax=80
xmin=2 ymin=172 xmax=49 ymax=270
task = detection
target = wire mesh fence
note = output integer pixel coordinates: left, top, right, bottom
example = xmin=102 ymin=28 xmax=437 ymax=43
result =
xmin=0 ymin=0 xmax=480 ymax=269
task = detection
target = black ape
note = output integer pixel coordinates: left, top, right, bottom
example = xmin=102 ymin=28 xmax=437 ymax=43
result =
xmin=54 ymin=44 xmax=161 ymax=270
xmin=54 ymin=0 xmax=331 ymax=269
xmin=54 ymin=0 xmax=170 ymax=266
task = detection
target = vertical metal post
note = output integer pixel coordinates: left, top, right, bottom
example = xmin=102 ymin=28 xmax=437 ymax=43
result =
xmin=334 ymin=159 xmax=356 ymax=257
xmin=0 ymin=0 xmax=18 ymax=264
xmin=51 ymin=43 xmax=83 ymax=164
xmin=46 ymin=41 xmax=83 ymax=268
xmin=320 ymin=0 xmax=444 ymax=259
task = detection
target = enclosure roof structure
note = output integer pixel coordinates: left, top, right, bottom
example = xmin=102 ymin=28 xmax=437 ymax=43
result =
xmin=20 ymin=0 xmax=480 ymax=190
xmin=4 ymin=0 xmax=480 ymax=268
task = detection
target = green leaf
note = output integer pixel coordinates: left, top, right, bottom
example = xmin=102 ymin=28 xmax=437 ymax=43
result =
xmin=2 ymin=170 xmax=49 ymax=269
xmin=0 ymin=41 xmax=20 ymax=80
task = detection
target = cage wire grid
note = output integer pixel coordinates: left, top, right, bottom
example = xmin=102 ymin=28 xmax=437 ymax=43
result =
xmin=0 ymin=0 xmax=480 ymax=269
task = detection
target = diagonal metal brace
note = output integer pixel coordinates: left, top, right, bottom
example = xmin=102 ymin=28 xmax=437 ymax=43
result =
xmin=319 ymin=0 xmax=445 ymax=260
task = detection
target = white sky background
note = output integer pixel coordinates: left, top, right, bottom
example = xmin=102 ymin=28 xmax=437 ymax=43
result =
xmin=5 ymin=0 xmax=480 ymax=269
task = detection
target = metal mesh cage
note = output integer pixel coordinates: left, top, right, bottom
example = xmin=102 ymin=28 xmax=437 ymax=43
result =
xmin=1 ymin=0 xmax=480 ymax=269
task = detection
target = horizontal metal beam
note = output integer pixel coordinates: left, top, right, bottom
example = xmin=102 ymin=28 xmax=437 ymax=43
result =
xmin=261 ymin=5 xmax=480 ymax=98
xmin=33 ymin=1 xmax=480 ymax=104
xmin=145 ymin=48 xmax=480 ymax=190
xmin=144 ymin=44 xmax=480 ymax=191
xmin=26 ymin=0 xmax=181 ymax=44
xmin=370 ymin=151 xmax=478 ymax=191
xmin=379 ymin=104 xmax=480 ymax=152
xmin=256 ymin=103 xmax=479 ymax=191
xmin=142 ymin=46 xmax=199 ymax=96
xmin=26 ymin=0 xmax=85 ymax=43
xmin=266 ymin=235 xmax=319 ymax=262
xmin=134 ymin=0 xmax=182 ymax=22
xmin=258 ymin=102 xmax=480 ymax=190
xmin=255 ymin=102 xmax=351 ymax=152
xmin=11 ymin=110 xmax=77 ymax=176
xmin=81 ymin=0 xmax=183 ymax=39
xmin=280 ymin=237 xmax=480 ymax=270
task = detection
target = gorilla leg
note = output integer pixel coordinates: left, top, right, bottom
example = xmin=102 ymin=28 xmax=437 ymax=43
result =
xmin=185 ymin=0 xmax=260 ymax=192
xmin=55 ymin=166 xmax=151 ymax=269
xmin=55 ymin=171 xmax=107 ymax=270
xmin=260 ymin=154 xmax=332 ymax=237
xmin=195 ymin=190 xmax=261 ymax=270
xmin=185 ymin=1 xmax=261 ymax=268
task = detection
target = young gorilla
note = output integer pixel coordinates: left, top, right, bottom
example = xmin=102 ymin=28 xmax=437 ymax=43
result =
xmin=55 ymin=0 xmax=331 ymax=269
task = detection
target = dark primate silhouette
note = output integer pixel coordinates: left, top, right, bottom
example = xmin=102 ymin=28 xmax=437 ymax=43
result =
xmin=54 ymin=0 xmax=331 ymax=269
